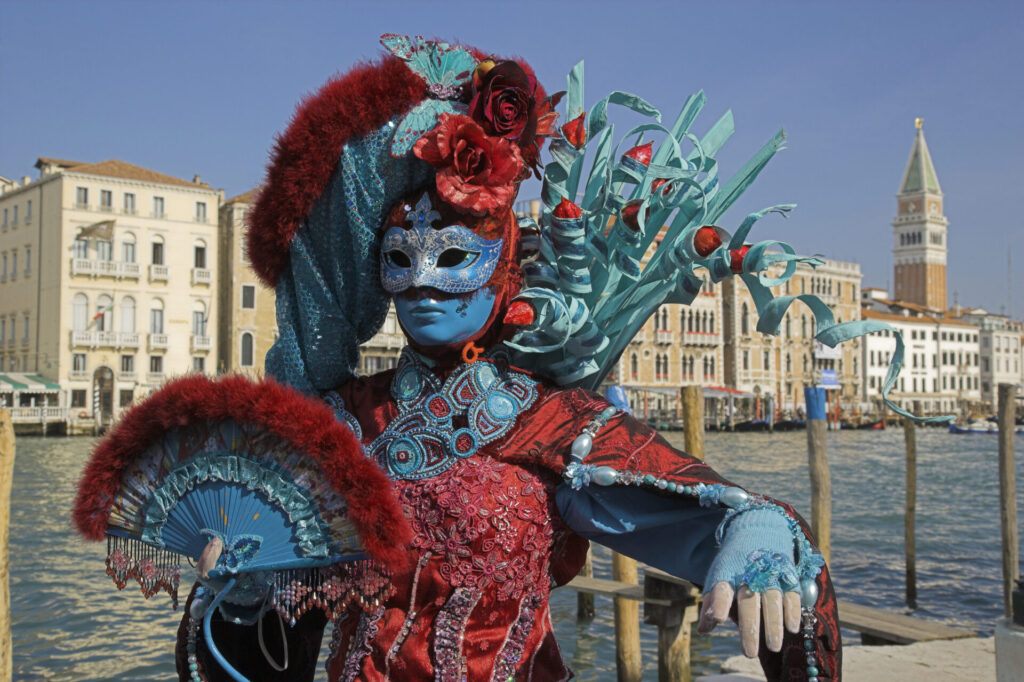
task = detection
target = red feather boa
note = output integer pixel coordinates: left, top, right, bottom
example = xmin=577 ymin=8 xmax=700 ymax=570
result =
xmin=245 ymin=44 xmax=547 ymax=289
xmin=71 ymin=374 xmax=412 ymax=570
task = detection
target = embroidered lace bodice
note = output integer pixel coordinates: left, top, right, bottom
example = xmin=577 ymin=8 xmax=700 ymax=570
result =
xmin=322 ymin=350 xmax=576 ymax=681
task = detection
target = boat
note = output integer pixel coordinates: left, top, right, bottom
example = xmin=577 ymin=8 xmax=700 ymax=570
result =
xmin=948 ymin=420 xmax=1024 ymax=434
xmin=734 ymin=418 xmax=770 ymax=432
xmin=773 ymin=419 xmax=806 ymax=431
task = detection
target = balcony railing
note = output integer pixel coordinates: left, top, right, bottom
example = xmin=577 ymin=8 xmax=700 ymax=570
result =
xmin=70 ymin=258 xmax=140 ymax=279
xmin=655 ymin=331 xmax=674 ymax=345
xmin=118 ymin=371 xmax=137 ymax=382
xmin=9 ymin=406 xmax=67 ymax=424
xmin=148 ymin=333 xmax=168 ymax=350
xmin=69 ymin=369 xmax=89 ymax=381
xmin=149 ymin=264 xmax=169 ymax=281
xmin=364 ymin=331 xmax=405 ymax=350
xmin=191 ymin=335 xmax=211 ymax=352
xmin=191 ymin=268 xmax=212 ymax=285
xmin=70 ymin=330 xmax=140 ymax=349
xmin=683 ymin=330 xmax=720 ymax=347
xmin=146 ymin=371 xmax=166 ymax=383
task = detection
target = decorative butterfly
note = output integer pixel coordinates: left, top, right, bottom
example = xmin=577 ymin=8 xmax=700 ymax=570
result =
xmin=380 ymin=34 xmax=478 ymax=157
xmin=201 ymin=529 xmax=264 ymax=572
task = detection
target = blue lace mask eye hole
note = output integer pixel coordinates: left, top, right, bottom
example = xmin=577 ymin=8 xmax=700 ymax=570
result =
xmin=384 ymin=249 xmax=412 ymax=268
xmin=436 ymin=248 xmax=478 ymax=270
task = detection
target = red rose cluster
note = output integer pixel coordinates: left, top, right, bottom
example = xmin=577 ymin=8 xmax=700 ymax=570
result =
xmin=414 ymin=59 xmax=560 ymax=216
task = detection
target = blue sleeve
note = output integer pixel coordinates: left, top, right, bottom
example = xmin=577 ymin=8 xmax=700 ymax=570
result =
xmin=555 ymin=482 xmax=727 ymax=587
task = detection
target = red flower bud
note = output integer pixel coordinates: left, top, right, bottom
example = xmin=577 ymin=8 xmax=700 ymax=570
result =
xmin=693 ymin=226 xmax=723 ymax=257
xmin=620 ymin=200 xmax=649 ymax=232
xmin=553 ymin=197 xmax=582 ymax=219
xmin=730 ymin=244 xmax=751 ymax=274
xmin=561 ymin=113 xmax=587 ymax=149
xmin=650 ymin=178 xmax=673 ymax=196
xmin=504 ymin=300 xmax=536 ymax=326
xmin=623 ymin=141 xmax=654 ymax=167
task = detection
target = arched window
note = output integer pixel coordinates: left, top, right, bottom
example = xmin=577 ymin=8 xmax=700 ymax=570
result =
xmin=709 ymin=313 xmax=715 ymax=334
xmin=741 ymin=303 xmax=749 ymax=335
xmin=71 ymin=293 xmax=89 ymax=331
xmin=121 ymin=231 xmax=137 ymax=264
xmin=630 ymin=353 xmax=638 ymax=379
xmin=194 ymin=238 xmax=208 ymax=269
xmin=709 ymin=356 xmax=715 ymax=377
xmin=120 ymin=296 xmax=136 ymax=333
xmin=241 ymin=332 xmax=254 ymax=367
xmin=192 ymin=301 xmax=208 ymax=336
xmin=786 ymin=353 xmax=792 ymax=373
xmin=784 ymin=315 xmax=791 ymax=338
xmin=801 ymin=315 xmax=808 ymax=338
xmin=96 ymin=294 xmax=113 ymax=332
xmin=150 ymin=298 xmax=165 ymax=334
xmin=72 ymin=293 xmax=89 ymax=331
xmin=803 ymin=354 xmax=809 ymax=373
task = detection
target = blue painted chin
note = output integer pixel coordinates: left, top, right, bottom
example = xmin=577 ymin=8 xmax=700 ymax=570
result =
xmin=394 ymin=287 xmax=497 ymax=347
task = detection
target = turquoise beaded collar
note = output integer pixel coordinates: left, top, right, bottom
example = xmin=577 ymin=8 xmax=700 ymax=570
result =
xmin=328 ymin=348 xmax=539 ymax=481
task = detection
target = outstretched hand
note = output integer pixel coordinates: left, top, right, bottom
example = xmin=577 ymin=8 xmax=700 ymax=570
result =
xmin=697 ymin=581 xmax=802 ymax=656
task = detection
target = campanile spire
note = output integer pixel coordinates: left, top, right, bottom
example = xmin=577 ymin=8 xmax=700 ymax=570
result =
xmin=892 ymin=119 xmax=947 ymax=310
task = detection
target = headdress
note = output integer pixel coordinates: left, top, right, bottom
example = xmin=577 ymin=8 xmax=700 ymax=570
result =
xmin=247 ymin=35 xmax=555 ymax=392
xmin=246 ymin=34 xmax=946 ymax=422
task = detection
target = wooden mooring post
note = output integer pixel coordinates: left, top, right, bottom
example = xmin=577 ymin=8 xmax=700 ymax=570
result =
xmin=0 ymin=409 xmax=14 ymax=680
xmin=612 ymin=551 xmax=642 ymax=682
xmin=998 ymin=383 xmax=1019 ymax=618
xmin=577 ymin=547 xmax=595 ymax=621
xmin=804 ymin=387 xmax=831 ymax=562
xmin=904 ymin=408 xmax=918 ymax=609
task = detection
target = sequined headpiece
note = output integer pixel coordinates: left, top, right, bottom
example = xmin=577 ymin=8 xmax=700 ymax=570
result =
xmin=244 ymin=35 xmax=553 ymax=393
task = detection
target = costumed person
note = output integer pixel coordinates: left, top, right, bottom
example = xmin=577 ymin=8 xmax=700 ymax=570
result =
xmin=77 ymin=33 xmax=942 ymax=682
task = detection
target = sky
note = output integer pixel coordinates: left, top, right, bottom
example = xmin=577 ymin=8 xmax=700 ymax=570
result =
xmin=2 ymin=1 xmax=1022 ymax=318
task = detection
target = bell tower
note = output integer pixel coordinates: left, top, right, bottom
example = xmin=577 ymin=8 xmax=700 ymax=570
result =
xmin=892 ymin=118 xmax=947 ymax=310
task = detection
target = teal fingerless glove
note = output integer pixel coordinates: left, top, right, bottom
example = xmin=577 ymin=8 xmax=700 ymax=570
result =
xmin=702 ymin=507 xmax=800 ymax=595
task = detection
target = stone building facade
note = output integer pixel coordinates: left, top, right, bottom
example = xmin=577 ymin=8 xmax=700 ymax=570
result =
xmin=0 ymin=157 xmax=220 ymax=427
xmin=722 ymin=258 xmax=863 ymax=416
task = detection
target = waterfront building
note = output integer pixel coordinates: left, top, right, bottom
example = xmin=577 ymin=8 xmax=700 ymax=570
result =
xmin=617 ymin=277 xmax=722 ymax=421
xmin=860 ymin=289 xmax=981 ymax=414
xmin=953 ymin=307 xmax=1022 ymax=408
xmin=722 ymin=258 xmax=863 ymax=416
xmin=0 ymin=157 xmax=221 ymax=428
xmin=892 ymin=119 xmax=948 ymax=310
xmin=216 ymin=190 xmax=277 ymax=375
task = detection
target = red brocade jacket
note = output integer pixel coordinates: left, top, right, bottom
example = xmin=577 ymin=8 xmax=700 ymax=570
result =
xmin=178 ymin=361 xmax=840 ymax=682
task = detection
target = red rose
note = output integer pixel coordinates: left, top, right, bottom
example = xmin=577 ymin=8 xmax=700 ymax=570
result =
xmin=470 ymin=61 xmax=538 ymax=148
xmin=414 ymin=113 xmax=524 ymax=216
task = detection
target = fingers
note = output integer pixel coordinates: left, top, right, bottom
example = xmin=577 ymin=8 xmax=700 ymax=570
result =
xmin=784 ymin=590 xmax=802 ymax=633
xmin=737 ymin=585 xmax=760 ymax=657
xmin=762 ymin=589 xmax=783 ymax=652
xmin=697 ymin=582 xmax=734 ymax=635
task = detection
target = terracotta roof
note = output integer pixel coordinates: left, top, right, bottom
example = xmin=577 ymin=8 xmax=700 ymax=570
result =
xmin=65 ymin=159 xmax=212 ymax=189
xmin=35 ymin=157 xmax=86 ymax=169
xmin=225 ymin=188 xmax=259 ymax=205
xmin=862 ymin=307 xmax=978 ymax=328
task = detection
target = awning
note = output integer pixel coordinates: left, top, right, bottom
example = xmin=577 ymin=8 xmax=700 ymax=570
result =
xmin=703 ymin=386 xmax=756 ymax=399
xmin=0 ymin=373 xmax=61 ymax=392
xmin=624 ymin=386 xmax=679 ymax=396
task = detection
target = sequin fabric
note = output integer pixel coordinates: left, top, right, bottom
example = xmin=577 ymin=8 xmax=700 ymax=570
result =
xmin=266 ymin=121 xmax=433 ymax=394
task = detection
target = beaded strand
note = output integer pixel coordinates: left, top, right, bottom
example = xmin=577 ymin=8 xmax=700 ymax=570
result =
xmin=563 ymin=405 xmax=829 ymax=680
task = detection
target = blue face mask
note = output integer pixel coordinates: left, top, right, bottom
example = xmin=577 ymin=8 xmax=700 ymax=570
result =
xmin=394 ymin=286 xmax=498 ymax=347
xmin=380 ymin=194 xmax=504 ymax=295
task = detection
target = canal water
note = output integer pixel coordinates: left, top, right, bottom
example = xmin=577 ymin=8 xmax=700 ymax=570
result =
xmin=10 ymin=428 xmax=1024 ymax=680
